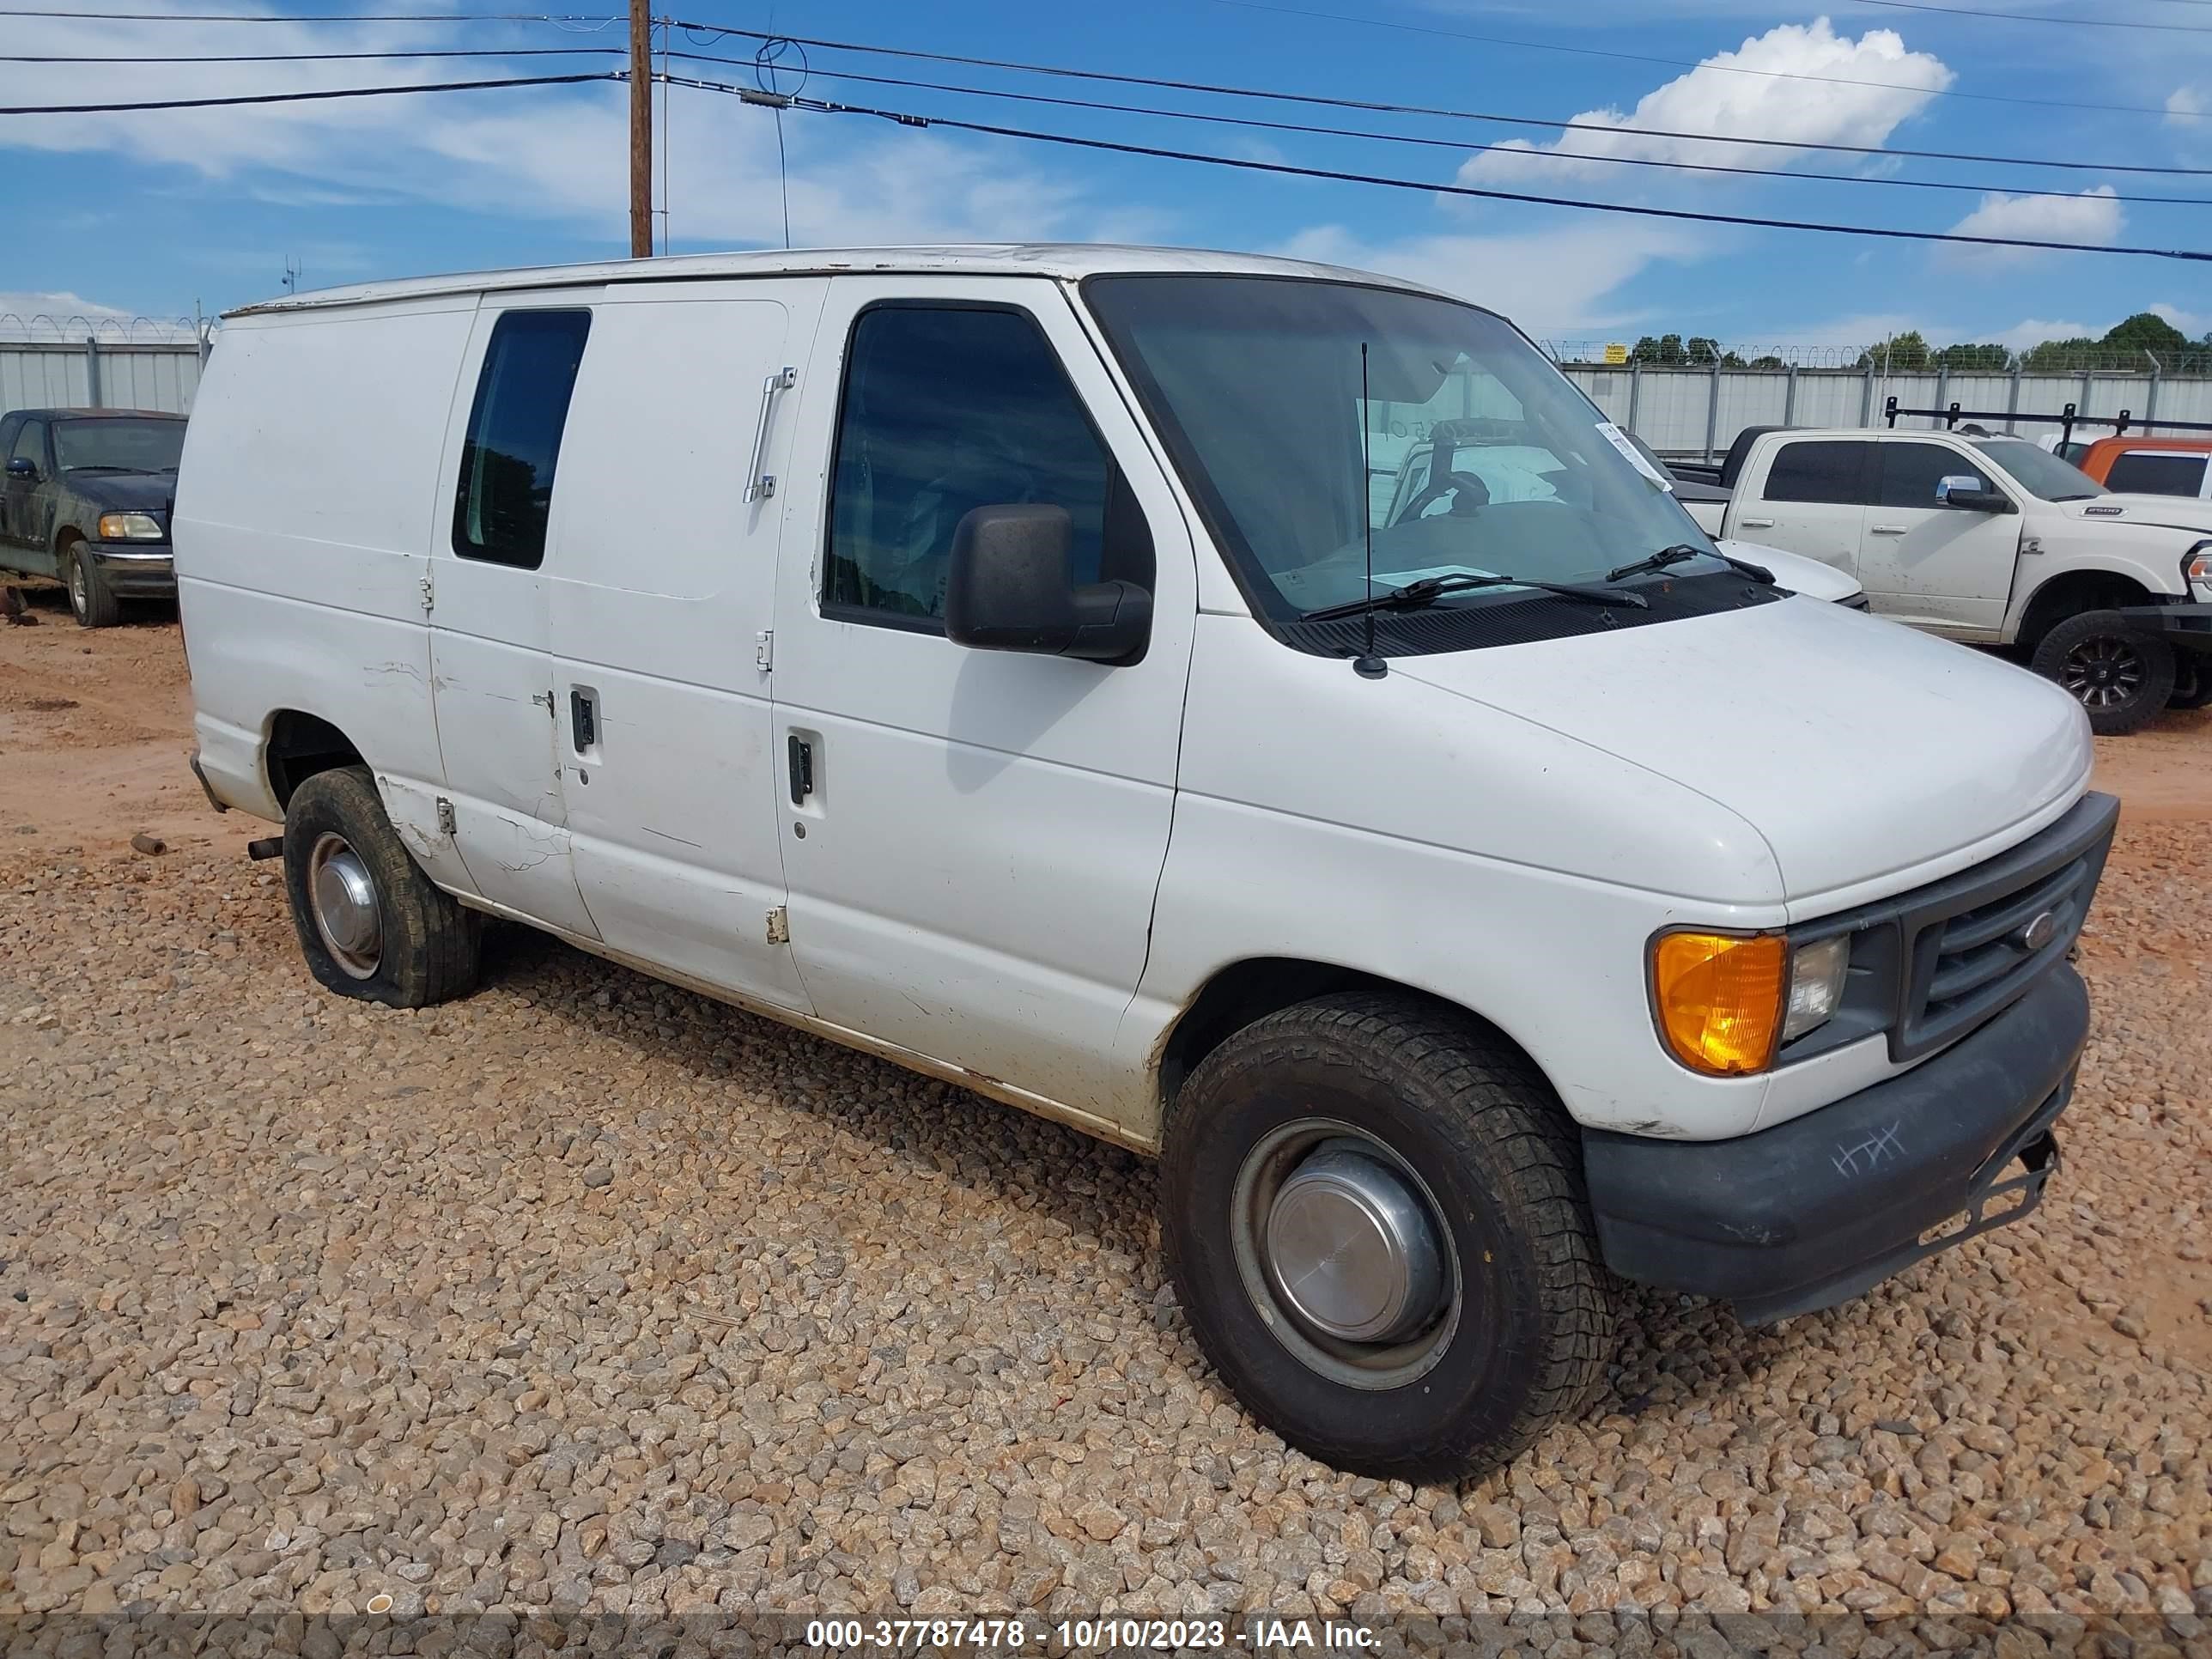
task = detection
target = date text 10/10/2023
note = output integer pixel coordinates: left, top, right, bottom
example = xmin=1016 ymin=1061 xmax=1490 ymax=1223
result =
xmin=805 ymin=1619 xmax=1381 ymax=1652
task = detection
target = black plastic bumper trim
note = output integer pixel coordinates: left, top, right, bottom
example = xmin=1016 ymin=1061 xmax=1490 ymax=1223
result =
xmin=1583 ymin=963 xmax=2089 ymax=1324
xmin=2115 ymin=600 xmax=2212 ymax=658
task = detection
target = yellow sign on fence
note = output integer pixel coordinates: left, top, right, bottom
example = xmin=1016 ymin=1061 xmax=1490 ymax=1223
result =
xmin=1603 ymin=343 xmax=1630 ymax=366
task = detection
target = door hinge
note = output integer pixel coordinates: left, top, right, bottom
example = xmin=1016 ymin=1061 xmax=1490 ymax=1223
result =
xmin=755 ymin=629 xmax=774 ymax=672
xmin=532 ymin=690 xmax=556 ymax=720
xmin=765 ymin=905 xmax=790 ymax=945
xmin=420 ymin=571 xmax=435 ymax=614
xmin=435 ymin=796 xmax=456 ymax=837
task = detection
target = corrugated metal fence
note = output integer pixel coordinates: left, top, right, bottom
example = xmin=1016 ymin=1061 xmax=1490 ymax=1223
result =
xmin=1 ymin=339 xmax=203 ymax=417
xmin=7 ymin=337 xmax=2212 ymax=463
xmin=1566 ymin=363 xmax=2212 ymax=462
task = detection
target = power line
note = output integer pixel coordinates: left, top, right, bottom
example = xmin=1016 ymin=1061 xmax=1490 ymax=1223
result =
xmin=1851 ymin=0 xmax=2212 ymax=30
xmin=661 ymin=52 xmax=2212 ymax=208
xmin=0 ymin=68 xmax=616 ymax=114
xmin=669 ymin=74 xmax=2212 ymax=262
xmin=1196 ymin=0 xmax=2188 ymax=122
xmin=662 ymin=22 xmax=2212 ymax=177
xmin=3 ymin=46 xmax=617 ymax=60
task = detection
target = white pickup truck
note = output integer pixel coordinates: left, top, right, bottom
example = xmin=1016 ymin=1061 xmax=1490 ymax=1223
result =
xmin=1675 ymin=425 xmax=2212 ymax=732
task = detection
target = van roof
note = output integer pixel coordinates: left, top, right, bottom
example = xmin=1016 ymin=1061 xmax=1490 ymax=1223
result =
xmin=225 ymin=244 xmax=1452 ymax=319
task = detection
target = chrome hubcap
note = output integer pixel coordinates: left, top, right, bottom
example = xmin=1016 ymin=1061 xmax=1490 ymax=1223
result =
xmin=307 ymin=831 xmax=381 ymax=979
xmin=1232 ymin=1120 xmax=1461 ymax=1389
xmin=1265 ymin=1146 xmax=1445 ymax=1343
xmin=2060 ymin=637 xmax=2144 ymax=708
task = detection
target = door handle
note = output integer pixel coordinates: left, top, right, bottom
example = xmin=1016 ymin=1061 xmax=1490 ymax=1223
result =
xmin=570 ymin=689 xmax=598 ymax=751
xmin=1739 ymin=517 xmax=1775 ymax=529
xmin=1869 ymin=524 xmax=1908 ymax=535
xmin=744 ymin=366 xmax=798 ymax=505
xmin=787 ymin=734 xmax=814 ymax=805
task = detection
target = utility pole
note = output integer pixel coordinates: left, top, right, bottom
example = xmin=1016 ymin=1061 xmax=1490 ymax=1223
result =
xmin=629 ymin=3 xmax=652 ymax=258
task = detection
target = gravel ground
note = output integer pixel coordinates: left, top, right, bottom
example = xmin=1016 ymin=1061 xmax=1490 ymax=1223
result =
xmin=1 ymin=618 xmax=2209 ymax=1626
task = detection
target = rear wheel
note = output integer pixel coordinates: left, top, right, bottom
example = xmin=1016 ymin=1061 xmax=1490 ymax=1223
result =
xmin=2168 ymin=658 xmax=2212 ymax=712
xmin=1161 ymin=993 xmax=1614 ymax=1483
xmin=2031 ymin=609 xmax=2175 ymax=736
xmin=61 ymin=538 xmax=119 ymax=629
xmin=282 ymin=766 xmax=480 ymax=1007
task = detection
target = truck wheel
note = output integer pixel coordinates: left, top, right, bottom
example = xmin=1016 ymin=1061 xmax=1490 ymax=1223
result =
xmin=282 ymin=766 xmax=480 ymax=1008
xmin=2031 ymin=610 xmax=2175 ymax=736
xmin=61 ymin=538 xmax=120 ymax=629
xmin=2167 ymin=659 xmax=2212 ymax=712
xmin=1161 ymin=993 xmax=1614 ymax=1483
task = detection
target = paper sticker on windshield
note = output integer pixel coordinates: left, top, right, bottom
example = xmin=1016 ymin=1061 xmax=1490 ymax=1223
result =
xmin=1595 ymin=422 xmax=1671 ymax=488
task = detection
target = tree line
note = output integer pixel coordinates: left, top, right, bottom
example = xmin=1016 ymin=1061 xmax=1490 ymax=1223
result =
xmin=1605 ymin=313 xmax=2212 ymax=374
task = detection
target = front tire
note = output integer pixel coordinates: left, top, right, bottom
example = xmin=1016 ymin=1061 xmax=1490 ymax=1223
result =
xmin=2031 ymin=609 xmax=2176 ymax=736
xmin=62 ymin=538 xmax=120 ymax=629
xmin=1161 ymin=994 xmax=1614 ymax=1483
xmin=282 ymin=766 xmax=480 ymax=1007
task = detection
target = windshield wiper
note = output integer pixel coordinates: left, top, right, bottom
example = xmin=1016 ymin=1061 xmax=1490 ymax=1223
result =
xmin=1607 ymin=543 xmax=1773 ymax=585
xmin=1303 ymin=571 xmax=1647 ymax=625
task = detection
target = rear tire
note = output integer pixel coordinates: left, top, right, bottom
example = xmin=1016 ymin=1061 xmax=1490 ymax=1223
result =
xmin=2167 ymin=658 xmax=2212 ymax=712
xmin=2030 ymin=609 xmax=2175 ymax=736
xmin=1161 ymin=993 xmax=1614 ymax=1483
xmin=62 ymin=538 xmax=119 ymax=629
xmin=282 ymin=766 xmax=480 ymax=1007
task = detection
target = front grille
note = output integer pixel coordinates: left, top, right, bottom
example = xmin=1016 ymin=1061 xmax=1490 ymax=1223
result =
xmin=1885 ymin=793 xmax=2118 ymax=1062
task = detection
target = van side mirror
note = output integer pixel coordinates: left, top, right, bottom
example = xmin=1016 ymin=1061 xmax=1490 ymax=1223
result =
xmin=945 ymin=504 xmax=1152 ymax=665
xmin=4 ymin=457 xmax=35 ymax=480
xmin=1936 ymin=476 xmax=2013 ymax=514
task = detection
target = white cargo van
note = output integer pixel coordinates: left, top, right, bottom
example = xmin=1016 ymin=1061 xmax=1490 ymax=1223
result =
xmin=177 ymin=246 xmax=2115 ymax=1481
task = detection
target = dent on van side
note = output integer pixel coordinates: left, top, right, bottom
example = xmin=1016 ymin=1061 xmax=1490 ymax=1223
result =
xmin=173 ymin=246 xmax=2114 ymax=1482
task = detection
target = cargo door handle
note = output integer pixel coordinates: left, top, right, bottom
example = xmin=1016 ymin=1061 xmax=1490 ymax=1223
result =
xmin=787 ymin=734 xmax=814 ymax=805
xmin=1869 ymin=524 xmax=1907 ymax=535
xmin=1738 ymin=517 xmax=1775 ymax=529
xmin=570 ymin=689 xmax=598 ymax=752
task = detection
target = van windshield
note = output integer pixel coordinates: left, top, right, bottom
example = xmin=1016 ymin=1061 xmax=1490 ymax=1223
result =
xmin=1083 ymin=275 xmax=1715 ymax=629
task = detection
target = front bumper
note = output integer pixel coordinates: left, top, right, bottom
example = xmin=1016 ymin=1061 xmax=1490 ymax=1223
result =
xmin=84 ymin=541 xmax=174 ymax=598
xmin=2116 ymin=599 xmax=2212 ymax=657
xmin=1583 ymin=963 xmax=2088 ymax=1324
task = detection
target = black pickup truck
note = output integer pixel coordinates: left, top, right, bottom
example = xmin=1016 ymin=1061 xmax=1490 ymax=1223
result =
xmin=0 ymin=407 xmax=185 ymax=627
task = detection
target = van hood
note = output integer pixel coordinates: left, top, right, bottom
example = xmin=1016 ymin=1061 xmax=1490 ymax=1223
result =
xmin=1390 ymin=594 xmax=2089 ymax=906
xmin=2061 ymin=493 xmax=2212 ymax=537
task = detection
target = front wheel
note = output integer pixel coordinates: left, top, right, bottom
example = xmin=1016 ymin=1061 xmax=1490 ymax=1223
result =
xmin=2030 ymin=609 xmax=2176 ymax=736
xmin=62 ymin=539 xmax=120 ymax=629
xmin=1161 ymin=994 xmax=1614 ymax=1483
xmin=282 ymin=766 xmax=480 ymax=1007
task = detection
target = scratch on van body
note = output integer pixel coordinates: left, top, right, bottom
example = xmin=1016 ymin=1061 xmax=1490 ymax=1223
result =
xmin=1833 ymin=1121 xmax=1905 ymax=1178
xmin=364 ymin=661 xmax=425 ymax=682
xmin=641 ymin=826 xmax=702 ymax=850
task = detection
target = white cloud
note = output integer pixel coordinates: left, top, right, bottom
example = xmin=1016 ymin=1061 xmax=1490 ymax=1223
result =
xmin=1942 ymin=186 xmax=2122 ymax=265
xmin=1274 ymin=219 xmax=1705 ymax=335
xmin=2150 ymin=301 xmax=2209 ymax=337
xmin=1457 ymin=19 xmax=1952 ymax=188
xmin=1991 ymin=318 xmax=2099 ymax=352
xmin=2169 ymin=87 xmax=2205 ymax=127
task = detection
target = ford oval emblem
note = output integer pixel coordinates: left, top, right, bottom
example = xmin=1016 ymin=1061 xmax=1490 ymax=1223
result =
xmin=2015 ymin=910 xmax=2060 ymax=952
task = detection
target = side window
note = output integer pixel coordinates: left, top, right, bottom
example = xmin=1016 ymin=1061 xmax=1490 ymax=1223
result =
xmin=2105 ymin=452 xmax=2207 ymax=496
xmin=1879 ymin=441 xmax=1989 ymax=508
xmin=11 ymin=420 xmax=48 ymax=474
xmin=824 ymin=304 xmax=1144 ymax=627
xmin=1764 ymin=441 xmax=1869 ymax=505
xmin=452 ymin=309 xmax=592 ymax=570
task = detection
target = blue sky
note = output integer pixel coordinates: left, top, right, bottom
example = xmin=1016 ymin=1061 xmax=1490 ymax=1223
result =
xmin=4 ymin=0 xmax=2209 ymax=352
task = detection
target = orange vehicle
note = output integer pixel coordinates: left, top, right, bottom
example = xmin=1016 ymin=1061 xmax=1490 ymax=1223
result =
xmin=2071 ymin=434 xmax=2212 ymax=500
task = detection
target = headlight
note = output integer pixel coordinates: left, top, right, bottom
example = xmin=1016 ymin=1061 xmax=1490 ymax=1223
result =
xmin=97 ymin=512 xmax=164 ymax=541
xmin=1650 ymin=930 xmax=1851 ymax=1075
xmin=2187 ymin=544 xmax=2211 ymax=589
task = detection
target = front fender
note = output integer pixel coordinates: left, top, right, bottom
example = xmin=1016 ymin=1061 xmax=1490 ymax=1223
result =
xmin=2007 ymin=523 xmax=2195 ymax=638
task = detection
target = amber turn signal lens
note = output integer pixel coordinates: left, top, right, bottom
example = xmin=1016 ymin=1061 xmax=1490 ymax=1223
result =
xmin=1651 ymin=931 xmax=1788 ymax=1075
